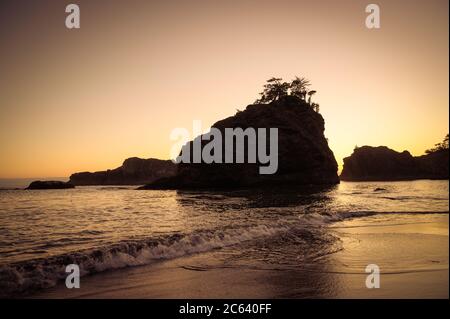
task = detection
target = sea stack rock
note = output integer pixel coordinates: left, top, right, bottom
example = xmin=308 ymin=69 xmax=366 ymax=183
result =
xmin=141 ymin=95 xmax=339 ymax=189
xmin=340 ymin=146 xmax=449 ymax=181
xmin=70 ymin=158 xmax=177 ymax=185
xmin=26 ymin=181 xmax=75 ymax=190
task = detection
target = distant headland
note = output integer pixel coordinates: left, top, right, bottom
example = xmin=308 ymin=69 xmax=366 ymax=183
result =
xmin=69 ymin=157 xmax=176 ymax=186
xmin=340 ymin=135 xmax=449 ymax=181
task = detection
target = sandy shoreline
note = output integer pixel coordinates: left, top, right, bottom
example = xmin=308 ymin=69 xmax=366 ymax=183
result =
xmin=32 ymin=214 xmax=449 ymax=299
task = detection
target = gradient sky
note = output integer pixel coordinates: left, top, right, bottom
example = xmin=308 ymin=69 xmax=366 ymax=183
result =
xmin=0 ymin=0 xmax=448 ymax=178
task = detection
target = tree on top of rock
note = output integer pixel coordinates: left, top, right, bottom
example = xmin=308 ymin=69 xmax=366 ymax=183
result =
xmin=255 ymin=77 xmax=290 ymax=103
xmin=425 ymin=134 xmax=449 ymax=154
xmin=290 ymin=76 xmax=310 ymax=100
xmin=255 ymin=76 xmax=321 ymax=112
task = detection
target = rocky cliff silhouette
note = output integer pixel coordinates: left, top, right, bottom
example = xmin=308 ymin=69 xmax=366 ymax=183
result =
xmin=340 ymin=146 xmax=449 ymax=181
xmin=70 ymin=157 xmax=177 ymax=185
xmin=141 ymin=95 xmax=339 ymax=189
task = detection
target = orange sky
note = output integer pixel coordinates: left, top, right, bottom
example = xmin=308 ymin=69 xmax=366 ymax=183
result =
xmin=0 ymin=0 xmax=448 ymax=178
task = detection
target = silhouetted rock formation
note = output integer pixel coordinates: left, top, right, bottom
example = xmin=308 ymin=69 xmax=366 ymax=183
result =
xmin=340 ymin=146 xmax=449 ymax=181
xmin=141 ymin=96 xmax=339 ymax=189
xmin=415 ymin=149 xmax=449 ymax=179
xmin=70 ymin=157 xmax=177 ymax=186
xmin=26 ymin=181 xmax=75 ymax=190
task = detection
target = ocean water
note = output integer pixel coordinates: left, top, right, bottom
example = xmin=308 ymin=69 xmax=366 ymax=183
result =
xmin=0 ymin=180 xmax=448 ymax=297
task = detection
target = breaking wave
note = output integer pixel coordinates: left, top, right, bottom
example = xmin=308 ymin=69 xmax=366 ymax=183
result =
xmin=0 ymin=209 xmax=447 ymax=297
xmin=0 ymin=221 xmax=305 ymax=297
